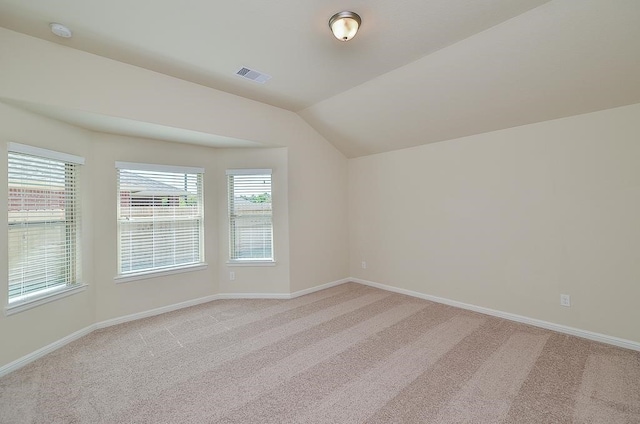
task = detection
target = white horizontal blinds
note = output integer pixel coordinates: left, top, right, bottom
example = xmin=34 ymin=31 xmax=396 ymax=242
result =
xmin=7 ymin=148 xmax=81 ymax=304
xmin=117 ymin=163 xmax=204 ymax=275
xmin=227 ymin=170 xmax=273 ymax=261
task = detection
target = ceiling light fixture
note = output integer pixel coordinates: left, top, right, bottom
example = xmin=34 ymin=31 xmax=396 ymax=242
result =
xmin=50 ymin=22 xmax=73 ymax=38
xmin=329 ymin=11 xmax=361 ymax=42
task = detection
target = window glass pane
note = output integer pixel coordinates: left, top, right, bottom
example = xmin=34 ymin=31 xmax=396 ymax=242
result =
xmin=117 ymin=166 xmax=204 ymax=275
xmin=228 ymin=173 xmax=273 ymax=261
xmin=8 ymin=151 xmax=81 ymax=303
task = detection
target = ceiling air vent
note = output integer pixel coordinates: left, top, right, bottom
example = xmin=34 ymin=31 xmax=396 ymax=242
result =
xmin=235 ymin=67 xmax=272 ymax=84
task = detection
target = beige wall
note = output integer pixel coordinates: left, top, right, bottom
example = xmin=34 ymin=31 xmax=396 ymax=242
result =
xmin=0 ymin=28 xmax=349 ymax=369
xmin=9 ymin=20 xmax=639 ymax=371
xmin=217 ymin=148 xmax=290 ymax=294
xmin=0 ymin=103 xmax=297 ymax=366
xmin=0 ymin=103 xmax=95 ymax=366
xmin=287 ymin=125 xmax=350 ymax=292
xmin=349 ymin=103 xmax=640 ymax=343
xmin=0 ymin=27 xmax=349 ymax=292
xmin=90 ymin=132 xmax=220 ymax=322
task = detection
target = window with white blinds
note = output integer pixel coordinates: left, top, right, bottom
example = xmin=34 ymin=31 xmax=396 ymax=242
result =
xmin=8 ymin=143 xmax=84 ymax=305
xmin=116 ymin=162 xmax=204 ymax=276
xmin=227 ymin=169 xmax=273 ymax=262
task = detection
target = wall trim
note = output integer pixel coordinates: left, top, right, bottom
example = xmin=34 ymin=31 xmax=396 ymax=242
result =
xmin=0 ymin=294 xmax=222 ymax=378
xmin=0 ymin=278 xmax=351 ymax=377
xmin=13 ymin=276 xmax=635 ymax=378
xmin=95 ymin=294 xmax=221 ymax=329
xmin=290 ymin=278 xmax=351 ymax=299
xmin=215 ymin=278 xmax=351 ymax=300
xmin=0 ymin=325 xmax=95 ymax=378
xmin=351 ymin=278 xmax=640 ymax=352
xmin=216 ymin=293 xmax=291 ymax=300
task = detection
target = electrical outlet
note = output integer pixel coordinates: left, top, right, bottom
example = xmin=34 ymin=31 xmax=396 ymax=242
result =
xmin=361 ymin=261 xmax=367 ymax=269
xmin=230 ymin=271 xmax=235 ymax=281
xmin=560 ymin=294 xmax=571 ymax=307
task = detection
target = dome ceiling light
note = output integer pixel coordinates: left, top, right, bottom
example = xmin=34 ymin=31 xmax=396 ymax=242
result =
xmin=329 ymin=11 xmax=361 ymax=42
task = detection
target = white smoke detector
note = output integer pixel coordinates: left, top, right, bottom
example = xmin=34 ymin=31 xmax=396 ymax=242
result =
xmin=50 ymin=23 xmax=73 ymax=38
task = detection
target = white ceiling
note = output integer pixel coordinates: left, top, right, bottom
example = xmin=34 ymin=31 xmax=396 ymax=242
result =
xmin=1 ymin=0 xmax=639 ymax=157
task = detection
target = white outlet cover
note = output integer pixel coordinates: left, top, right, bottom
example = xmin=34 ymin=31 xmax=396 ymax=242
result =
xmin=560 ymin=294 xmax=571 ymax=307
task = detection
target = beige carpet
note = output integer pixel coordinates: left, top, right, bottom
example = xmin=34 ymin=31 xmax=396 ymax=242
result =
xmin=1 ymin=283 xmax=639 ymax=423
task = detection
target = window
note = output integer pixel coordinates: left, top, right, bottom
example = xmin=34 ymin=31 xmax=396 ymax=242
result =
xmin=8 ymin=143 xmax=84 ymax=305
xmin=227 ymin=169 xmax=273 ymax=262
xmin=116 ymin=162 xmax=204 ymax=277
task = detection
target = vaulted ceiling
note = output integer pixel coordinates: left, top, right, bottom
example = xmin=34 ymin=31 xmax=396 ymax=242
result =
xmin=1 ymin=0 xmax=639 ymax=157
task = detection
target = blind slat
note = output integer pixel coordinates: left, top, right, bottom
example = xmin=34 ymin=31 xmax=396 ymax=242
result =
xmin=8 ymin=150 xmax=82 ymax=303
xmin=117 ymin=165 xmax=204 ymax=275
xmin=228 ymin=173 xmax=273 ymax=261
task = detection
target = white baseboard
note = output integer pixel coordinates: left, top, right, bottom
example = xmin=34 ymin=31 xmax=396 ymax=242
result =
xmin=0 ymin=325 xmax=95 ymax=377
xmin=0 ymin=278 xmax=351 ymax=377
xmin=290 ymin=278 xmax=351 ymax=299
xmin=216 ymin=293 xmax=291 ymax=299
xmin=216 ymin=278 xmax=351 ymax=300
xmin=352 ymin=278 xmax=640 ymax=352
xmin=95 ymin=294 xmax=221 ymax=329
xmin=12 ymin=275 xmax=633 ymax=379
xmin=0 ymin=293 xmax=224 ymax=378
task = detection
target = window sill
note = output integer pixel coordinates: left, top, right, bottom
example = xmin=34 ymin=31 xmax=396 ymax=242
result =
xmin=114 ymin=263 xmax=208 ymax=284
xmin=227 ymin=260 xmax=276 ymax=267
xmin=5 ymin=284 xmax=88 ymax=316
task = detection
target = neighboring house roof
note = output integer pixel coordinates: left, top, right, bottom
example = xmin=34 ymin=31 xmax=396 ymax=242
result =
xmin=119 ymin=170 xmax=192 ymax=197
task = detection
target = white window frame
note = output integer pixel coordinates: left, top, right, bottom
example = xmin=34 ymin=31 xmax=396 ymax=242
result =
xmin=6 ymin=142 xmax=86 ymax=314
xmin=227 ymin=169 xmax=274 ymax=264
xmin=115 ymin=162 xmax=206 ymax=282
